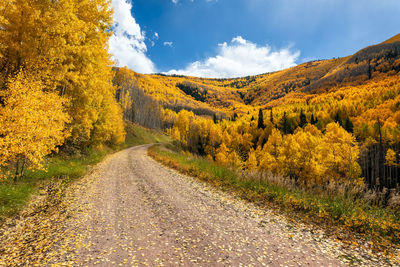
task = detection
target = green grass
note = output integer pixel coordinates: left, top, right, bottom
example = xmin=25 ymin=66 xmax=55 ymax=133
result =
xmin=148 ymin=144 xmax=400 ymax=251
xmin=0 ymin=123 xmax=171 ymax=222
xmin=0 ymin=183 xmax=35 ymax=219
xmin=122 ymin=123 xmax=171 ymax=148
xmin=0 ymin=150 xmax=104 ymax=220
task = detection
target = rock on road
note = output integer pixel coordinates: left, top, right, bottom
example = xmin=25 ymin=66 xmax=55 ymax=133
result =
xmin=35 ymin=144 xmax=350 ymax=266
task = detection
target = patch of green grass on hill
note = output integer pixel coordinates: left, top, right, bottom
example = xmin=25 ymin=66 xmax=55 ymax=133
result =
xmin=123 ymin=122 xmax=171 ymax=148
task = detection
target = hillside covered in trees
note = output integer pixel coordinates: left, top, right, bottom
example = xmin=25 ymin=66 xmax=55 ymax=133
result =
xmin=119 ymin=34 xmax=400 ymax=204
xmin=123 ymin=34 xmax=400 ymax=114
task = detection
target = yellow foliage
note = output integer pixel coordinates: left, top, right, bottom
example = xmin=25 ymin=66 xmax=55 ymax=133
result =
xmin=173 ymin=110 xmax=195 ymax=147
xmin=323 ymin=123 xmax=361 ymax=182
xmin=259 ymin=128 xmax=282 ymax=173
xmin=171 ymin=127 xmax=181 ymax=142
xmin=227 ymin=151 xmax=243 ymax=169
xmin=385 ymin=149 xmax=398 ymax=167
xmin=0 ymin=71 xmax=70 ymax=179
xmin=246 ymin=150 xmax=258 ymax=170
xmin=0 ymin=0 xmax=125 ymax=148
xmin=171 ymin=110 xmax=362 ymax=188
xmin=215 ymin=143 xmax=229 ymax=165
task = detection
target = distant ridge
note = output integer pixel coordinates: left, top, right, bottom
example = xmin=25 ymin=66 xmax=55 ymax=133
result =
xmin=382 ymin=33 xmax=400 ymax=44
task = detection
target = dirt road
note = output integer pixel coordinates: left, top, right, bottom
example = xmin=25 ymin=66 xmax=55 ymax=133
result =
xmin=21 ymin=144 xmax=354 ymax=266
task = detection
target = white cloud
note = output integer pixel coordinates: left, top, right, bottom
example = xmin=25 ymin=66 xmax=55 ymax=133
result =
xmin=154 ymin=32 xmax=159 ymax=39
xmin=109 ymin=0 xmax=156 ymax=73
xmin=163 ymin=41 xmax=173 ymax=47
xmin=166 ymin=36 xmax=299 ymax=78
xmin=172 ymin=0 xmax=178 ymax=3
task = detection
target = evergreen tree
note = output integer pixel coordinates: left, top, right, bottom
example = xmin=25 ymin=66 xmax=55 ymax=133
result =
xmin=334 ymin=111 xmax=343 ymax=126
xmin=310 ymin=114 xmax=318 ymax=125
xmin=232 ymin=112 xmax=238 ymax=121
xmin=281 ymin=112 xmax=292 ymax=134
xmin=257 ymin=108 xmax=265 ymax=129
xmin=299 ymin=109 xmax=307 ymax=128
xmin=343 ymin=117 xmax=354 ymax=133
xmin=213 ymin=113 xmax=218 ymax=123
xmin=270 ymin=109 xmax=274 ymax=124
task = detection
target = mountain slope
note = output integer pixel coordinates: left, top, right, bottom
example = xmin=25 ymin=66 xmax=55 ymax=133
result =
xmin=246 ymin=34 xmax=400 ymax=106
xmin=119 ymin=33 xmax=400 ymax=116
xmin=382 ymin=33 xmax=400 ymax=44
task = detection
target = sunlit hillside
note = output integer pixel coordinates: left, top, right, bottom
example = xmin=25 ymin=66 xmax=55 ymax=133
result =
xmin=114 ymin=68 xmax=253 ymax=118
xmin=382 ymin=33 xmax=400 ymax=44
xmin=122 ymin=34 xmax=400 ymax=121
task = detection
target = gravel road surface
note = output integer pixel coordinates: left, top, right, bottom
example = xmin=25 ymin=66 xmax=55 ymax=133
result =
xmin=38 ymin=144 xmax=351 ymax=266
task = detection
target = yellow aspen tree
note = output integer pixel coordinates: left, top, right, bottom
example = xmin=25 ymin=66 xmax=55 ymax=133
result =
xmin=259 ymin=128 xmax=282 ymax=173
xmin=0 ymin=71 xmax=70 ymax=180
xmin=91 ymin=92 xmax=126 ymax=146
xmin=278 ymin=134 xmax=301 ymax=180
xmin=322 ymin=123 xmax=361 ymax=183
xmin=175 ymin=110 xmax=193 ymax=147
xmin=302 ymin=125 xmax=326 ymax=185
xmin=222 ymin=130 xmax=232 ymax=147
xmin=215 ymin=143 xmax=229 ymax=165
xmin=120 ymin=90 xmax=133 ymax=120
xmin=228 ymin=151 xmax=243 ymax=169
xmin=205 ymin=123 xmax=222 ymax=157
xmin=162 ymin=109 xmax=177 ymax=129
xmin=171 ymin=126 xmax=181 ymax=142
xmin=246 ymin=149 xmax=258 ymax=170
xmin=61 ymin=0 xmax=125 ymax=146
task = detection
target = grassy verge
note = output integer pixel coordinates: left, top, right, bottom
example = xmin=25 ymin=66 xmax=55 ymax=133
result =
xmin=148 ymin=144 xmax=400 ymax=253
xmin=0 ymin=123 xmax=170 ymax=223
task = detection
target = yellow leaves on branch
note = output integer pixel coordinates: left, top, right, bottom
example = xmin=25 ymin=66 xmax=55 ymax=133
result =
xmin=0 ymin=70 xmax=70 ymax=179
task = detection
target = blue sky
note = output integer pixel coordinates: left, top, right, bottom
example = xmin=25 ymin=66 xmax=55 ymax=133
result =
xmin=109 ymin=0 xmax=400 ymax=78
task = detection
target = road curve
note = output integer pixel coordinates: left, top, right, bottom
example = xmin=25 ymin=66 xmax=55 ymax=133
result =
xmin=46 ymin=145 xmax=345 ymax=266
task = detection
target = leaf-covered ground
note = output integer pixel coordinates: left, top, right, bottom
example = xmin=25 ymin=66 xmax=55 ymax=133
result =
xmin=0 ymin=145 xmax=398 ymax=266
